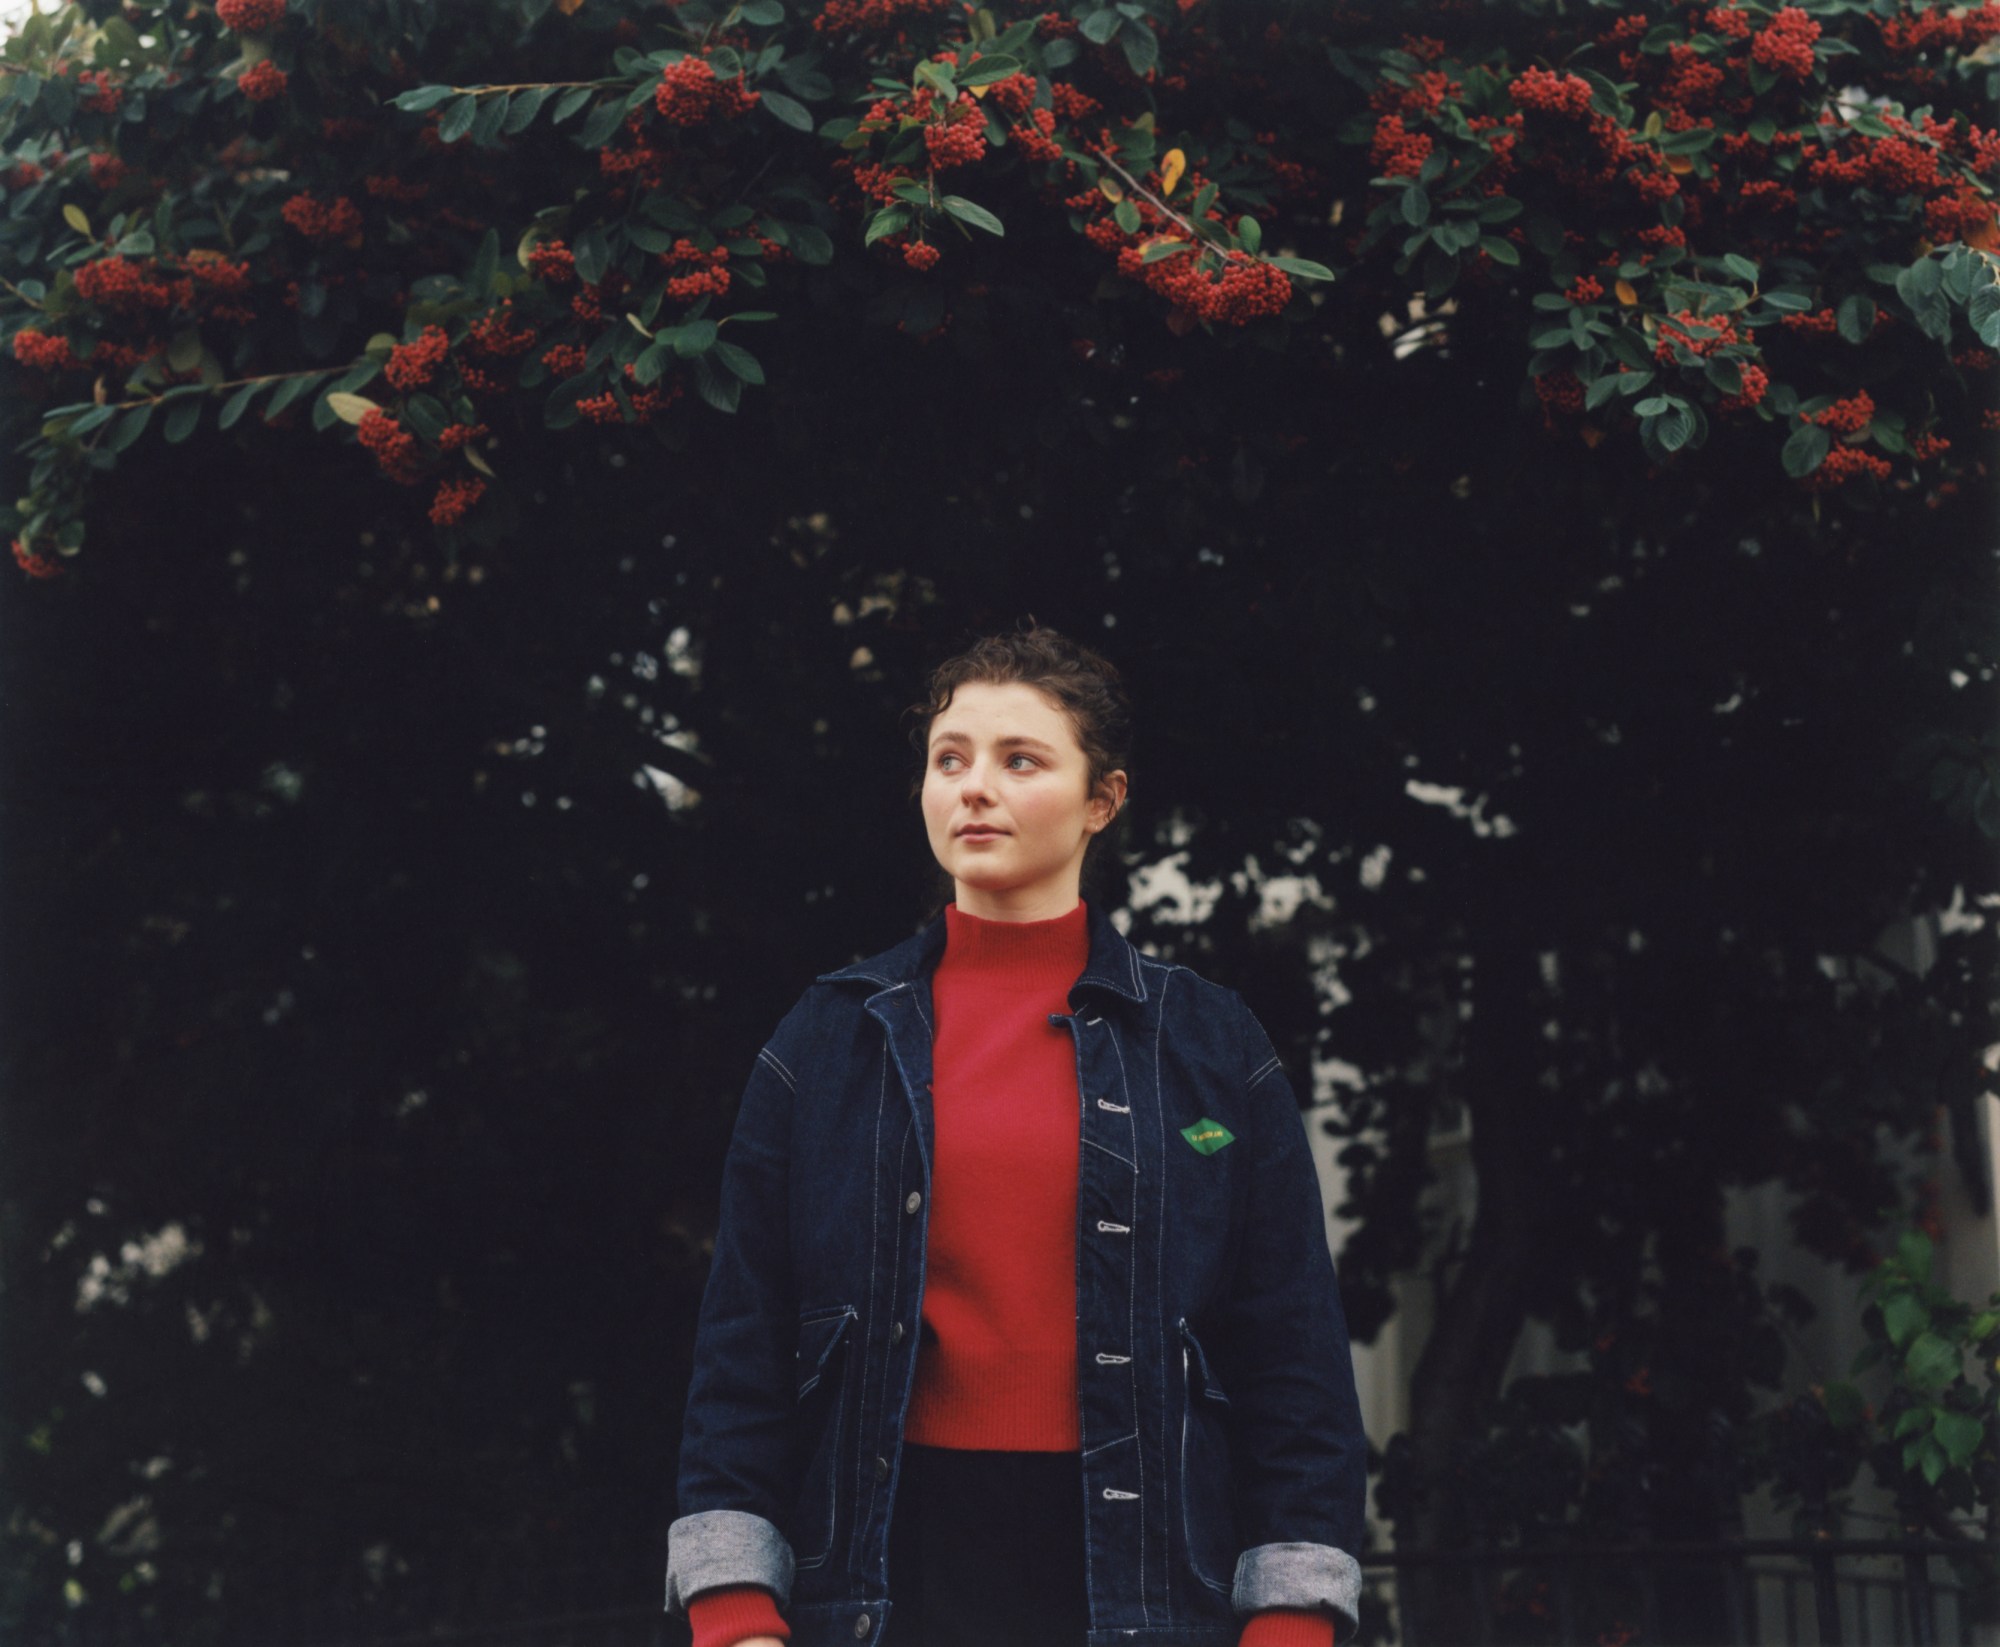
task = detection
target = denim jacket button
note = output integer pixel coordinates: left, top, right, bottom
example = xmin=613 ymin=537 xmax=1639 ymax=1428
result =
xmin=904 ymin=1190 xmax=922 ymax=1214
xmin=853 ymin=1613 xmax=872 ymax=1637
xmin=890 ymin=1320 xmax=904 ymax=1343
xmin=874 ymin=1453 xmax=890 ymax=1480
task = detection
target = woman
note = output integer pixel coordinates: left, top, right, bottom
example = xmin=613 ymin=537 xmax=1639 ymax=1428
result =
xmin=665 ymin=623 xmax=1366 ymax=1647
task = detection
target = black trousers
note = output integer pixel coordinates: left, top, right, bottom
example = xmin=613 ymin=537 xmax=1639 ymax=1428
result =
xmin=880 ymin=1442 xmax=1091 ymax=1647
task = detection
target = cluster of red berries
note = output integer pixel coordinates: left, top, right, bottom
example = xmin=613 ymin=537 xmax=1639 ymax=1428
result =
xmin=89 ymin=151 xmax=130 ymax=189
xmin=1566 ymin=274 xmax=1604 ymax=303
xmin=661 ymin=238 xmax=731 ymax=301
xmin=1127 ymin=245 xmax=1291 ymax=327
xmin=1909 ymin=431 xmax=1951 ymax=461
xmin=73 ymin=256 xmax=176 ymax=311
xmin=653 ymin=56 xmax=760 ymax=127
xmin=1653 ymin=309 xmax=1740 ymax=361
xmin=216 ymin=0 xmax=286 ymax=29
xmin=1370 ymin=114 xmax=1432 ymax=178
xmin=1810 ymin=389 xmax=1874 ymax=435
xmin=385 ymin=325 xmax=450 ymax=391
xmin=922 ymin=94 xmax=989 ymax=170
xmin=528 ymin=239 xmax=577 ymax=284
xmin=11 ymin=328 xmax=81 ymax=371
xmin=356 ymin=408 xmax=423 ymax=484
xmin=903 ymin=239 xmax=940 ymax=271
xmin=1010 ymin=106 xmax=1063 ymax=164
xmin=577 ymin=363 xmax=683 ymax=424
xmin=1715 ymin=361 xmax=1769 ymax=413
xmin=429 ymin=475 xmax=486 ymax=526
xmin=280 ymin=193 xmax=363 ymax=242
xmin=1509 ymin=66 xmax=1593 ymax=118
xmin=1705 ymin=5 xmax=1753 ymax=39
xmin=541 ymin=342 xmax=587 ymax=377
xmin=237 ymin=61 xmax=288 ymax=102
xmin=467 ymin=299 xmax=538 ymax=358
xmin=75 ymin=69 xmax=122 ymax=116
xmin=1750 ymin=7 xmax=1820 ymax=79
xmin=1878 ymin=2 xmax=2000 ymax=55
xmin=364 ymin=173 xmax=429 ymax=204
xmin=12 ymin=538 xmax=62 ymax=579
xmin=1779 ymin=307 xmax=1839 ymax=336
xmin=438 ymin=421 xmax=490 ymax=451
xmin=1805 ymin=445 xmax=1892 ymax=489
xmin=1533 ymin=369 xmax=1585 ymax=417
xmin=810 ymin=0 xmax=951 ymax=33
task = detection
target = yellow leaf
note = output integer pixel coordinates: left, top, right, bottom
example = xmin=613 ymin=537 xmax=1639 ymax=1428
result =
xmin=556 ymin=0 xmax=586 ymax=12
xmin=464 ymin=445 xmax=496 ymax=479
xmin=1099 ymin=176 xmax=1124 ymax=203
xmin=1160 ymin=148 xmax=1186 ymax=197
xmin=327 ymin=392 xmax=380 ymax=426
xmin=62 ymin=204 xmax=91 ymax=238
xmin=365 ymin=332 xmax=400 ymax=356
xmin=1666 ymin=153 xmax=1694 ymax=175
xmin=1615 ymin=279 xmax=1639 ymax=306
xmin=967 ymin=82 xmax=990 ymax=100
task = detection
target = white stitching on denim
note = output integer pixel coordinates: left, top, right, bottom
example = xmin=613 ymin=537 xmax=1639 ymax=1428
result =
xmin=1249 ymin=1054 xmax=1282 ymax=1088
xmin=757 ymin=1047 xmax=798 ymax=1091
xmin=1097 ymin=1097 xmax=1130 ymax=1112
xmin=853 ymin=1049 xmax=892 ymax=1568
xmin=1082 ymin=1429 xmax=1137 ymax=1456
xmin=1097 ymin=1220 xmax=1130 ymax=1233
xmin=1095 ymin=1350 xmax=1132 ymax=1363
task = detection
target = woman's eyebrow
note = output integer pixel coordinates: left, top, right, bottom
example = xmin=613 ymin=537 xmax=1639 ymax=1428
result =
xmin=929 ymin=732 xmax=1060 ymax=753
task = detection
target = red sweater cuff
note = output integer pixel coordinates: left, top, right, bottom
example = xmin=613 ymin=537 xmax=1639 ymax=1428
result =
xmin=686 ymin=1583 xmax=790 ymax=1647
xmin=1238 ymin=1605 xmax=1338 ymax=1647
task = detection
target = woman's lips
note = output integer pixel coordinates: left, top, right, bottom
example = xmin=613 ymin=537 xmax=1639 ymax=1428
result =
xmin=959 ymin=828 xmax=1006 ymax=840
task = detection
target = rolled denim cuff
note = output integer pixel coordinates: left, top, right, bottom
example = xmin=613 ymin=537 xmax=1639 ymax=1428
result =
xmin=1232 ymin=1541 xmax=1362 ymax=1630
xmin=664 ymin=1509 xmax=795 ymax=1616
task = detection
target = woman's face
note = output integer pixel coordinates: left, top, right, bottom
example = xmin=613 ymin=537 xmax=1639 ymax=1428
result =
xmin=921 ymin=680 xmax=1125 ymax=919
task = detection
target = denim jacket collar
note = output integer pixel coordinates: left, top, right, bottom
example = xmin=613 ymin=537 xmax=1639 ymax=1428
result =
xmin=814 ymin=894 xmax=1148 ymax=1008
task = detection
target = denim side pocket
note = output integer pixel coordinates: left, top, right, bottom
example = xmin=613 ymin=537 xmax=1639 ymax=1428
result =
xmin=1178 ymin=1316 xmax=1240 ymax=1597
xmin=792 ymin=1305 xmax=857 ymax=1570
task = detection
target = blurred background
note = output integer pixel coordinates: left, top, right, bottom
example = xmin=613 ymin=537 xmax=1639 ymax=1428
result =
xmin=2 ymin=1 xmax=1996 ymax=1644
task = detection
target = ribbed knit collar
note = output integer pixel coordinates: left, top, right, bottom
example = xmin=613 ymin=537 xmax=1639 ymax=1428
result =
xmin=939 ymin=897 xmax=1092 ymax=985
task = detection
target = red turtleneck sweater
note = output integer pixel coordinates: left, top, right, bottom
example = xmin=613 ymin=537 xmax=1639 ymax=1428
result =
xmin=686 ymin=899 xmax=1338 ymax=1647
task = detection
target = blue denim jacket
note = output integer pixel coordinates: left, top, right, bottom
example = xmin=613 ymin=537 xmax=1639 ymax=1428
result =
xmin=665 ymin=898 xmax=1367 ymax=1647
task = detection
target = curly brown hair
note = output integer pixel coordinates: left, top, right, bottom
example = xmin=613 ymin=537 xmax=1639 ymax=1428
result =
xmin=903 ymin=617 xmax=1134 ymax=917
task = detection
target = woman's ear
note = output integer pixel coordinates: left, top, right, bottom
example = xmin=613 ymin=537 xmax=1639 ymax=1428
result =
xmin=1091 ymin=770 xmax=1128 ymax=832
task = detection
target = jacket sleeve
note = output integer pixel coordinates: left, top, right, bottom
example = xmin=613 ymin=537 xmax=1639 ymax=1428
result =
xmin=1207 ymin=988 xmax=1367 ymax=1639
xmin=665 ymin=1029 xmax=803 ymax=1621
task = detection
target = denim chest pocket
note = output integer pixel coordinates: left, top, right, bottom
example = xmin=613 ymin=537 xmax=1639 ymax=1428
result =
xmin=791 ymin=1305 xmax=857 ymax=1570
xmin=1178 ymin=1316 xmax=1241 ymax=1597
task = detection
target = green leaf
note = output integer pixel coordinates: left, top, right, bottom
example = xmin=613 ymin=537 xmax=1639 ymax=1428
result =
xmin=1119 ymin=21 xmax=1158 ymax=76
xmin=551 ymin=85 xmax=595 ymax=124
xmin=501 ymin=84 xmax=556 ymax=134
xmin=943 ymin=195 xmax=1004 ymax=236
xmin=469 ymin=91 xmax=512 ymax=146
xmin=1268 ymin=255 xmax=1334 ymax=281
xmin=1894 ymin=1404 xmax=1932 ymax=1440
xmin=1237 ymin=215 xmax=1261 ymax=254
xmin=390 ymin=84 xmax=459 ymax=114
xmin=956 ymin=55 xmax=1022 ymax=87
xmin=1837 ymin=293 xmax=1875 ymax=344
xmin=1478 ymin=236 xmax=1520 ymax=266
xmin=1883 ymin=1292 xmax=1928 ymax=1349
xmin=864 ymin=206 xmax=910 ymax=247
xmin=712 ymin=339 xmax=764 ymax=384
xmin=1113 ymin=198 xmax=1141 ymax=235
xmin=162 ymin=397 xmax=201 ymax=445
xmin=671 ymin=318 xmax=718 ymax=357
xmin=1584 ymin=373 xmax=1623 ymax=411
xmin=692 ymin=353 xmax=741 ymax=414
xmin=437 ymin=94 xmax=479 ymax=143
xmin=1704 ymin=357 xmax=1743 ymax=396
xmin=1821 ymin=1381 xmax=1867 ymax=1428
xmin=580 ymin=97 xmax=629 ymax=148
xmin=1904 ymin=1331 xmax=1961 ymax=1397
xmin=107 ymin=401 xmax=152 ymax=451
xmin=1897 ymin=1228 xmax=1936 ymax=1285
xmin=1080 ymin=8 xmax=1123 ymax=44
xmin=760 ymin=89 xmax=813 ymax=130
xmin=1399 ymin=187 xmax=1429 ymax=227
xmin=470 ymin=227 xmax=499 ymax=296
xmin=1781 ymin=422 xmax=1829 ymax=478
xmin=1934 ymin=1410 xmax=1983 ymax=1468
xmin=1722 ymin=252 xmax=1759 ymax=283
